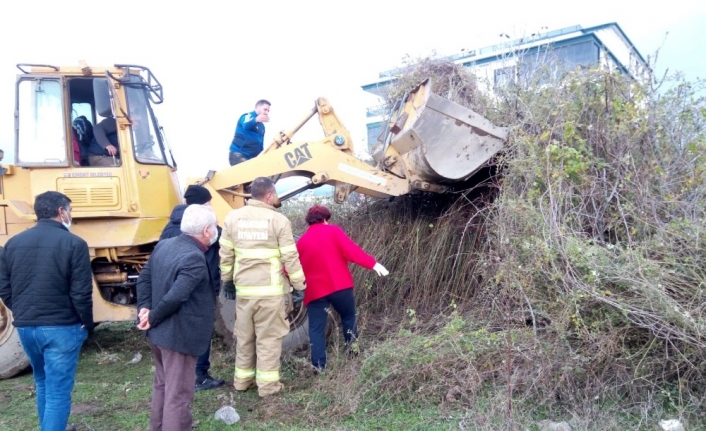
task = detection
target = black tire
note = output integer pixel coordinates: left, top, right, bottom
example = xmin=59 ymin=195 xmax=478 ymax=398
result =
xmin=213 ymin=295 xmax=237 ymax=346
xmin=213 ymin=295 xmax=312 ymax=350
xmin=282 ymin=314 xmax=309 ymax=351
xmin=0 ymin=303 xmax=30 ymax=379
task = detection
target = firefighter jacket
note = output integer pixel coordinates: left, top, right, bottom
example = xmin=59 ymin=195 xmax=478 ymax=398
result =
xmin=219 ymin=199 xmax=305 ymax=298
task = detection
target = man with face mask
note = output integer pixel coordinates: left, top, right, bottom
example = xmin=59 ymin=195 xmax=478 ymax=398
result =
xmin=0 ymin=191 xmax=93 ymax=431
xmin=219 ymin=177 xmax=306 ymax=397
xmin=136 ymin=204 xmax=218 ymax=431
xmin=159 ymin=184 xmax=225 ymax=391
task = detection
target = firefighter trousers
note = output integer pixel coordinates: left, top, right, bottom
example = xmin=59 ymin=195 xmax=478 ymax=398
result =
xmin=233 ymin=295 xmax=289 ymax=396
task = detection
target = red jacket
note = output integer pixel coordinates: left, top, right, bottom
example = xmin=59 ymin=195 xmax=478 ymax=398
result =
xmin=296 ymin=223 xmax=376 ymax=305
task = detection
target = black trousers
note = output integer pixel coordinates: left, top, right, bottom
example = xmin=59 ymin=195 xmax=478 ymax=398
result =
xmin=229 ymin=151 xmax=249 ymax=166
xmin=307 ymin=288 xmax=358 ymax=370
xmin=195 ymin=342 xmax=211 ymax=379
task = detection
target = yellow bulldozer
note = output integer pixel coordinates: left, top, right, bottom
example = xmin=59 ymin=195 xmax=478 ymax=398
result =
xmin=0 ymin=62 xmax=508 ymax=379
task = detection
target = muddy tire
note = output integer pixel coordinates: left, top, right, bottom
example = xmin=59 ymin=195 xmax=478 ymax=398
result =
xmin=282 ymin=314 xmax=310 ymax=351
xmin=0 ymin=302 xmax=30 ymax=379
xmin=213 ymin=295 xmax=237 ymax=346
xmin=213 ymin=295 xmax=312 ymax=351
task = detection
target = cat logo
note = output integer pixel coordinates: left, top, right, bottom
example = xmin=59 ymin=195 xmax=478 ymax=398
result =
xmin=284 ymin=143 xmax=312 ymax=169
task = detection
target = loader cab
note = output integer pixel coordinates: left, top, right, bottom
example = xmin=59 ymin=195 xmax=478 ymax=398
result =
xmin=66 ymin=75 xmax=171 ymax=169
xmin=14 ymin=65 xmax=174 ymax=170
xmin=11 ymin=64 xmax=179 ymax=219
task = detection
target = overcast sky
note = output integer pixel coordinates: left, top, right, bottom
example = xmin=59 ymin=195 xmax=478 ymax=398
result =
xmin=0 ymin=0 xmax=704 ymax=192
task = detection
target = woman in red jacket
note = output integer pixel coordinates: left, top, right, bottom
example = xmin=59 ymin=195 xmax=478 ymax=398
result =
xmin=296 ymin=205 xmax=389 ymax=371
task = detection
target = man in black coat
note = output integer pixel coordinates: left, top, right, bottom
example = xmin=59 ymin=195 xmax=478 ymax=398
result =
xmin=159 ymin=184 xmax=225 ymax=391
xmin=0 ymin=191 xmax=93 ymax=431
xmin=137 ymin=204 xmax=218 ymax=431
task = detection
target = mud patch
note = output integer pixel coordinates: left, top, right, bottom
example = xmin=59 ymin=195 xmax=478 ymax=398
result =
xmin=71 ymin=403 xmax=103 ymax=414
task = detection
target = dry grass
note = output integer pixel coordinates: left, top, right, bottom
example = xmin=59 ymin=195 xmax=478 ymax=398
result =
xmin=277 ymin=54 xmax=706 ymax=430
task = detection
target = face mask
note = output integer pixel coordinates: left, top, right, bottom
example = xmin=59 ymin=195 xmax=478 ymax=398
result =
xmin=208 ymin=225 xmax=218 ymax=246
xmin=61 ymin=208 xmax=72 ymax=231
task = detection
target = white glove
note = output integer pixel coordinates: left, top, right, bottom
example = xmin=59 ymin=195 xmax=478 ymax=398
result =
xmin=373 ymin=262 xmax=389 ymax=276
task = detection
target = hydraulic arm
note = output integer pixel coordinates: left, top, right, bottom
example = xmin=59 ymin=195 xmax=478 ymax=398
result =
xmin=187 ymin=78 xmax=509 ymax=214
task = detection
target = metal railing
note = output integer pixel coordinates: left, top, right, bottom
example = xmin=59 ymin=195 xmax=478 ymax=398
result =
xmin=377 ymin=25 xmax=584 ymax=78
xmin=365 ymin=105 xmax=386 ymax=117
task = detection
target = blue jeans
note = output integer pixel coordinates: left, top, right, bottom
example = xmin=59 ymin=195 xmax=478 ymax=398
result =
xmin=307 ymin=288 xmax=358 ymax=370
xmin=17 ymin=324 xmax=88 ymax=431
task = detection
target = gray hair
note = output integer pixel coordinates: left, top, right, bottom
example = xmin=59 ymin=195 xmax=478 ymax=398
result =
xmin=180 ymin=204 xmax=217 ymax=236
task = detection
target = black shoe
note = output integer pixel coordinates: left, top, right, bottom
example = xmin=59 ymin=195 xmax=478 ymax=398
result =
xmin=195 ymin=375 xmax=225 ymax=391
xmin=66 ymin=426 xmax=77 ymax=431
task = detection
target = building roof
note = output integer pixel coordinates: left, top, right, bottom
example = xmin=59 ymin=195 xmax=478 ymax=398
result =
xmin=361 ymin=22 xmax=648 ymax=96
xmin=582 ymin=22 xmax=647 ymax=65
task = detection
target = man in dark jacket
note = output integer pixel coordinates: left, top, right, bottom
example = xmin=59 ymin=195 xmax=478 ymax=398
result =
xmin=137 ymin=204 xmax=218 ymax=431
xmin=87 ymin=117 xmax=119 ymax=166
xmin=159 ymin=184 xmax=225 ymax=391
xmin=0 ymin=191 xmax=93 ymax=431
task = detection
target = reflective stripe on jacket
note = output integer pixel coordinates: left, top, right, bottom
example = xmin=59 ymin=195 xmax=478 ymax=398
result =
xmin=219 ymin=199 xmax=305 ymax=298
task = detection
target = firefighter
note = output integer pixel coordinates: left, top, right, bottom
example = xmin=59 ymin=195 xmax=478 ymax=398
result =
xmin=219 ymin=176 xmax=306 ymax=397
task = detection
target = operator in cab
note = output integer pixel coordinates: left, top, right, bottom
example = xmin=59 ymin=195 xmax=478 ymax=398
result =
xmin=228 ymin=99 xmax=270 ymax=166
xmin=87 ymin=116 xmax=120 ymax=167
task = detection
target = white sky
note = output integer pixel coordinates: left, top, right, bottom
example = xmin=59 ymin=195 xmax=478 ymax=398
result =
xmin=0 ymin=0 xmax=704 ymax=193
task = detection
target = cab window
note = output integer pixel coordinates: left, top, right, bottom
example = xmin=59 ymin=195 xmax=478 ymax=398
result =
xmin=16 ymin=78 xmax=67 ymax=166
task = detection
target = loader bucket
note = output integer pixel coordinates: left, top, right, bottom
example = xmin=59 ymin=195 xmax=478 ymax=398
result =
xmin=388 ymin=79 xmax=509 ymax=185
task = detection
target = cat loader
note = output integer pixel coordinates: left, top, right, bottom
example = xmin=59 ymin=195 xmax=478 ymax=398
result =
xmin=0 ymin=62 xmax=508 ymax=379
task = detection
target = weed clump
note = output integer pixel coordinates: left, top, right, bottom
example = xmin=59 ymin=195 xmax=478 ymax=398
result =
xmin=305 ymin=54 xmax=706 ymax=426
